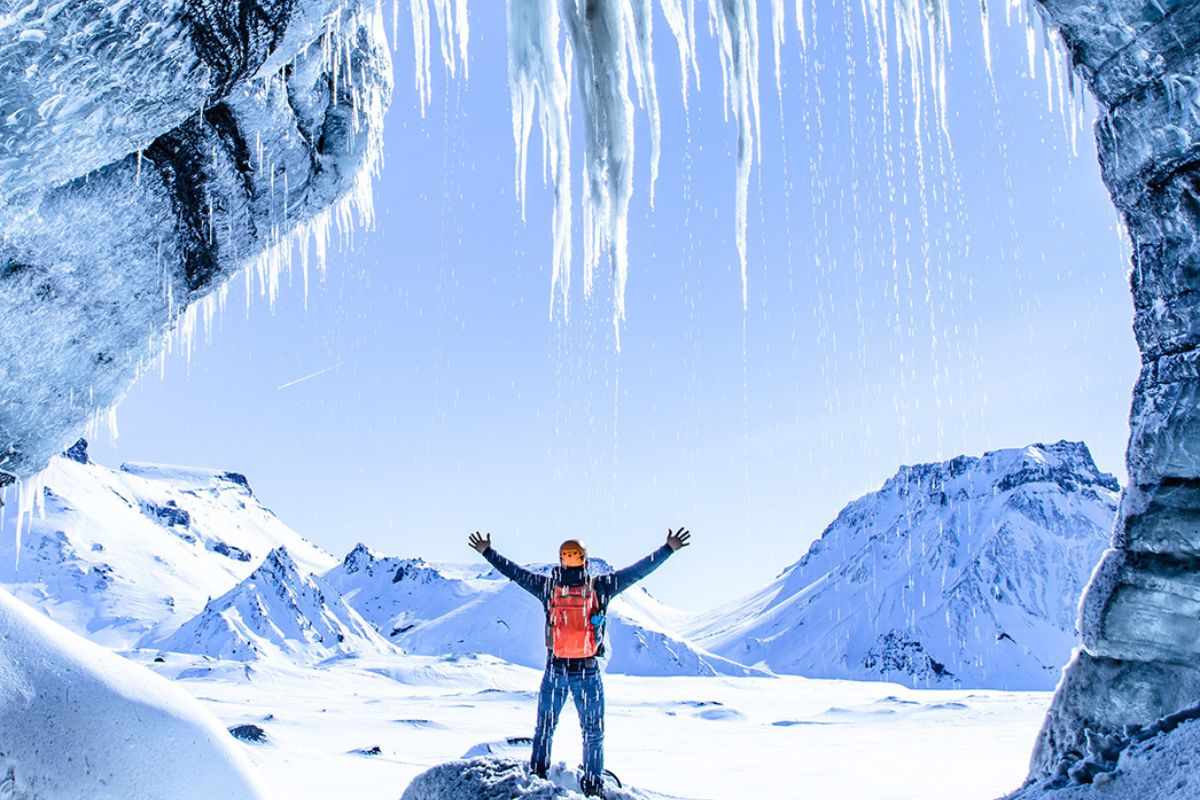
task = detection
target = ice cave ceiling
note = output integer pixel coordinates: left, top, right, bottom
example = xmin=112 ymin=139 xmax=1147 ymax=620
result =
xmin=0 ymin=0 xmax=1198 ymax=786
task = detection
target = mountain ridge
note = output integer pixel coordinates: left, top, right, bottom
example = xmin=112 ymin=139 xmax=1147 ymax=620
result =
xmin=687 ymin=441 xmax=1119 ymax=689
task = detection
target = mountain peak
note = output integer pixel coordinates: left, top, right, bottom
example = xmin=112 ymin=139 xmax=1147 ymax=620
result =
xmin=263 ymin=545 xmax=296 ymax=569
xmin=693 ymin=441 xmax=1121 ymax=690
xmin=254 ymin=546 xmax=304 ymax=587
xmin=341 ymin=543 xmax=378 ymax=574
xmin=117 ymin=463 xmax=256 ymax=495
xmin=151 ymin=548 xmax=393 ymax=663
xmin=884 ymin=441 xmax=1118 ymax=499
xmin=62 ymin=438 xmax=90 ymax=464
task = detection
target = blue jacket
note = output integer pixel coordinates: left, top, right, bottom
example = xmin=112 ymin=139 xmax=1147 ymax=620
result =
xmin=482 ymin=544 xmax=674 ymax=611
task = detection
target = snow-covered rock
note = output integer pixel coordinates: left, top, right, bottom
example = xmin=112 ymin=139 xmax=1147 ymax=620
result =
xmin=152 ymin=546 xmax=395 ymax=663
xmin=400 ymin=757 xmax=675 ymax=800
xmin=0 ymin=586 xmax=267 ymax=799
xmin=0 ymin=443 xmax=336 ymax=648
xmin=325 ymin=545 xmax=753 ymax=676
xmin=689 ymin=442 xmax=1119 ymax=690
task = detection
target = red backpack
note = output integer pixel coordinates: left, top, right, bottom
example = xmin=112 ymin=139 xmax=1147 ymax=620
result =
xmin=546 ymin=576 xmax=602 ymax=658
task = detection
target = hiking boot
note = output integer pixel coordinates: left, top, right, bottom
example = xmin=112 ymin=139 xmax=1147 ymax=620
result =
xmin=579 ymin=775 xmax=605 ymax=798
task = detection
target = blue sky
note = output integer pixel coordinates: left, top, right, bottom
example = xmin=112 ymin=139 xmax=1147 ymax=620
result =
xmin=92 ymin=3 xmax=1137 ymax=610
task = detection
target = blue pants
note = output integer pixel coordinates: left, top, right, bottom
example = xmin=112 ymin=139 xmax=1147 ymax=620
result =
xmin=530 ymin=659 xmax=605 ymax=788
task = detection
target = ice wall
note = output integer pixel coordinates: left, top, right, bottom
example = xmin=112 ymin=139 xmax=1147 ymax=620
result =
xmin=1019 ymin=0 xmax=1200 ymax=781
xmin=0 ymin=0 xmax=392 ymax=483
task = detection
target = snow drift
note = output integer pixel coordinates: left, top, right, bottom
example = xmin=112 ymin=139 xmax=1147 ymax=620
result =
xmin=0 ymin=587 xmax=267 ymax=799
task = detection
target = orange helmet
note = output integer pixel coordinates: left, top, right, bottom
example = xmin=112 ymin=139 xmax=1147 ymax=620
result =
xmin=558 ymin=539 xmax=588 ymax=567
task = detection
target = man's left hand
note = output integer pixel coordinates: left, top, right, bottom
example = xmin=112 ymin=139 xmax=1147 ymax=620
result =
xmin=666 ymin=527 xmax=691 ymax=552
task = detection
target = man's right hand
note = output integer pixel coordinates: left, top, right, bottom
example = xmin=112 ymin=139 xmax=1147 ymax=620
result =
xmin=468 ymin=531 xmax=492 ymax=555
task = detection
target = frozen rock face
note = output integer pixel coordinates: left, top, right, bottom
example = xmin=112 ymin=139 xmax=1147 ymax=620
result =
xmin=1025 ymin=0 xmax=1200 ymax=781
xmin=688 ymin=442 xmax=1119 ymax=690
xmin=0 ymin=0 xmax=392 ymax=481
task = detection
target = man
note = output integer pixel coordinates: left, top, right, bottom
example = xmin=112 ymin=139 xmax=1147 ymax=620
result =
xmin=468 ymin=528 xmax=691 ymax=798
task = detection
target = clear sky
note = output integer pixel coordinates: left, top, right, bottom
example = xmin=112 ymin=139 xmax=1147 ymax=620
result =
xmin=91 ymin=2 xmax=1138 ymax=611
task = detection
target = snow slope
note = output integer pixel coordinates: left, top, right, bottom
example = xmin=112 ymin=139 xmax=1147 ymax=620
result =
xmin=325 ymin=545 xmax=752 ymax=676
xmin=689 ymin=442 xmax=1119 ymax=689
xmin=0 ymin=441 xmax=336 ymax=648
xmin=0 ymin=587 xmax=267 ymax=799
xmin=152 ymin=546 xmax=396 ymax=663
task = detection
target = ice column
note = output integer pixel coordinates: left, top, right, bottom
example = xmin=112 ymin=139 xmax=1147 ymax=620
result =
xmin=1021 ymin=0 xmax=1200 ymax=780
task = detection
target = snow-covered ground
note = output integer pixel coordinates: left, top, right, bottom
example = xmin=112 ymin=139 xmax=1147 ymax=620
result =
xmin=132 ymin=650 xmax=1050 ymax=799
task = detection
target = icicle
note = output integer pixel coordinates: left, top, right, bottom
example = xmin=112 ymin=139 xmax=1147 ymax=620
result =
xmin=770 ymin=0 xmax=785 ymax=97
xmin=979 ymin=0 xmax=993 ymax=77
xmin=628 ymin=0 xmax=662 ymax=208
xmin=430 ymin=0 xmax=470 ymax=80
xmin=507 ymin=0 xmax=573 ymax=319
xmin=13 ymin=472 xmax=45 ymax=571
xmin=1025 ymin=22 xmax=1037 ymax=79
xmin=106 ymin=405 xmax=120 ymax=443
xmin=658 ymin=0 xmax=699 ymax=108
xmin=563 ymin=0 xmax=638 ymax=336
xmin=411 ymin=0 xmax=432 ymax=113
xmin=706 ymin=0 xmax=761 ymax=310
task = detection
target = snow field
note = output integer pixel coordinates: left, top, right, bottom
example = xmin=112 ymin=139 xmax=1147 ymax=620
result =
xmin=136 ymin=651 xmax=1051 ymax=799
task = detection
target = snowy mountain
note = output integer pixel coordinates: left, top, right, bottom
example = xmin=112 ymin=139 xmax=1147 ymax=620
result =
xmin=150 ymin=546 xmax=396 ymax=663
xmin=688 ymin=441 xmax=1120 ymax=690
xmin=0 ymin=441 xmax=336 ymax=648
xmin=0 ymin=449 xmax=732 ymax=674
xmin=325 ymin=545 xmax=753 ymax=677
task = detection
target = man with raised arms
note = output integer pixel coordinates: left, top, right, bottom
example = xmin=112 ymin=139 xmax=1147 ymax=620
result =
xmin=467 ymin=528 xmax=691 ymax=798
